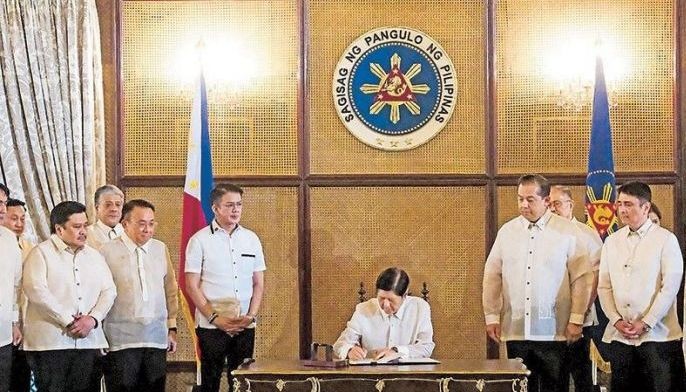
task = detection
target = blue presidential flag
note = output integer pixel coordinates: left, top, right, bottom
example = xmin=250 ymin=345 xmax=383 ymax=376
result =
xmin=585 ymin=57 xmax=618 ymax=241
xmin=585 ymin=56 xmax=618 ymax=372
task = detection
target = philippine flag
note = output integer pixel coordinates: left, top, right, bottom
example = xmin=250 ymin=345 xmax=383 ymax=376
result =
xmin=179 ymin=71 xmax=214 ymax=381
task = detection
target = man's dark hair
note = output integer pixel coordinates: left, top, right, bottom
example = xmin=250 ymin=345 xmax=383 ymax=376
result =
xmin=7 ymin=198 xmax=26 ymax=210
xmin=518 ymin=174 xmax=550 ymax=197
xmin=618 ymin=181 xmax=652 ymax=205
xmin=649 ymin=202 xmax=662 ymax=220
xmin=376 ymin=267 xmax=410 ymax=296
xmin=210 ymin=183 xmax=244 ymax=206
xmin=121 ymin=199 xmax=155 ymax=221
xmin=0 ymin=183 xmax=9 ymax=198
xmin=50 ymin=201 xmax=87 ymax=234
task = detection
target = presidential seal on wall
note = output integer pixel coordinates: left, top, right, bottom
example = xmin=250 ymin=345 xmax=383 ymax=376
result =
xmin=333 ymin=27 xmax=457 ymax=151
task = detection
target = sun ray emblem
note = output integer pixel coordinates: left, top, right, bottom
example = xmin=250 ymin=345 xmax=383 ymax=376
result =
xmin=359 ymin=53 xmax=430 ymax=124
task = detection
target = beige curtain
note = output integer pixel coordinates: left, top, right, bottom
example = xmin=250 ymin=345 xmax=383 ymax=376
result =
xmin=0 ymin=0 xmax=105 ymax=240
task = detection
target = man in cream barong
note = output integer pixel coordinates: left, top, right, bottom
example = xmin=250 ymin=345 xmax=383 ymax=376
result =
xmin=100 ymin=199 xmax=179 ymax=392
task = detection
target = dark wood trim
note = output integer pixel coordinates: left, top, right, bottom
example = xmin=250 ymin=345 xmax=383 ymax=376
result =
xmin=298 ymin=183 xmax=313 ymax=359
xmin=484 ymin=0 xmax=499 ymax=360
xmin=115 ymin=0 xmax=123 ymax=186
xmin=120 ymin=172 xmax=679 ymax=189
xmin=675 ymin=0 xmax=684 ymax=244
xmin=675 ymin=0 xmax=685 ymax=327
xmin=307 ymin=175 xmax=490 ymax=187
xmin=96 ymin=0 xmax=117 ymax=184
xmin=299 ymin=0 xmax=310 ymax=182
xmin=485 ymin=0 xmax=497 ymax=181
xmin=485 ymin=182 xmax=499 ymax=359
xmin=298 ymin=0 xmax=312 ymax=360
xmin=492 ymin=172 xmax=680 ymax=186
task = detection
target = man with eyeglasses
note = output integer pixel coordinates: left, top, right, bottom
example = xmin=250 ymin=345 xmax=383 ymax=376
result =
xmin=100 ymin=199 xmax=179 ymax=391
xmin=0 ymin=183 xmax=23 ymax=391
xmin=185 ymin=184 xmax=266 ymax=392
xmin=549 ymin=185 xmax=603 ymax=392
xmin=598 ymin=181 xmax=685 ymax=392
xmin=87 ymin=185 xmax=125 ymax=250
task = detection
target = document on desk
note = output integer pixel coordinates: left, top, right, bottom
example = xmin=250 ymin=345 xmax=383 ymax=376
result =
xmin=348 ymin=357 xmax=440 ymax=366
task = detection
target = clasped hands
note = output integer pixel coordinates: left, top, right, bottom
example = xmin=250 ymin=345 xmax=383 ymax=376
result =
xmin=212 ymin=315 xmax=254 ymax=335
xmin=65 ymin=313 xmax=96 ymax=338
xmin=614 ymin=319 xmax=649 ymax=340
xmin=486 ymin=322 xmax=583 ymax=344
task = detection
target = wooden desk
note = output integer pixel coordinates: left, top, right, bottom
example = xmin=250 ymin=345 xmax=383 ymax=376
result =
xmin=232 ymin=359 xmax=529 ymax=392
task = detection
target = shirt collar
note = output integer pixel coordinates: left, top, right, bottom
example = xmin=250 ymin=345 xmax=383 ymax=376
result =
xmin=521 ymin=210 xmax=553 ymax=230
xmin=0 ymin=225 xmax=14 ymax=238
xmin=96 ymin=220 xmax=123 ymax=235
xmin=627 ymin=218 xmax=653 ymax=238
xmin=211 ymin=219 xmax=241 ymax=235
xmin=121 ymin=232 xmax=150 ymax=254
xmin=50 ymin=234 xmax=82 ymax=254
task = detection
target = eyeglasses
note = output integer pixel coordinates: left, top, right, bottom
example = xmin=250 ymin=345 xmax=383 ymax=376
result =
xmin=133 ymin=222 xmax=157 ymax=230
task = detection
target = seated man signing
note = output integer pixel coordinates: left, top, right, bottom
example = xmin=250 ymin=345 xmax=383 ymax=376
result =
xmin=333 ymin=267 xmax=435 ymax=360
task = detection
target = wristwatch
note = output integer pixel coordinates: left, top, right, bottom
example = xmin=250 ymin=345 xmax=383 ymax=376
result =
xmin=391 ymin=346 xmax=398 ymax=353
xmin=247 ymin=314 xmax=258 ymax=324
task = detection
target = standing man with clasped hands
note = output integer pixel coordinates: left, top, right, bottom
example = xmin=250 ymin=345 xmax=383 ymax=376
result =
xmin=598 ymin=181 xmax=685 ymax=392
xmin=185 ymin=184 xmax=266 ymax=392
xmin=101 ymin=199 xmax=179 ymax=392
xmin=482 ymin=174 xmax=592 ymax=392
xmin=22 ymin=201 xmax=116 ymax=392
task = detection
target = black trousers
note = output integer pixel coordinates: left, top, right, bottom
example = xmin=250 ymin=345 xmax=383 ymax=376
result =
xmin=26 ymin=349 xmax=103 ymax=392
xmin=567 ymin=327 xmax=598 ymax=392
xmin=104 ymin=347 xmax=167 ymax=392
xmin=609 ymin=340 xmax=686 ymax=392
xmin=10 ymin=346 xmax=31 ymax=392
xmin=0 ymin=343 xmax=13 ymax=392
xmin=196 ymin=327 xmax=255 ymax=392
xmin=506 ymin=340 xmax=568 ymax=392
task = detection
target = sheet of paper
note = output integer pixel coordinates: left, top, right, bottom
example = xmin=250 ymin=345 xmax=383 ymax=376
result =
xmin=348 ymin=357 xmax=440 ymax=366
